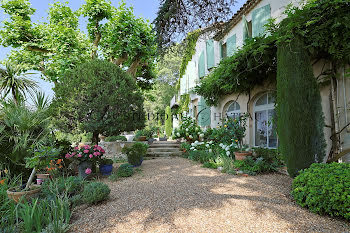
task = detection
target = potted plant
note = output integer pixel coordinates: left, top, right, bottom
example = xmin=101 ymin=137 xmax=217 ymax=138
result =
xmin=25 ymin=146 xmax=60 ymax=184
xmin=135 ymin=130 xmax=147 ymax=141
xmin=122 ymin=142 xmax=149 ymax=167
xmin=67 ymin=144 xmax=106 ymax=178
xmin=99 ymin=158 xmax=113 ymax=176
xmin=231 ymin=114 xmax=252 ymax=160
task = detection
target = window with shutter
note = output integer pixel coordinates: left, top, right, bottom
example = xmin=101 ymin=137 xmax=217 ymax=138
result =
xmin=243 ymin=15 xmax=252 ymax=42
xmin=198 ymin=97 xmax=211 ymax=127
xmin=226 ymin=34 xmax=236 ymax=57
xmin=198 ymin=51 xmax=205 ymax=78
xmin=252 ymin=4 xmax=271 ymax=38
xmin=206 ymin=39 xmax=214 ymax=69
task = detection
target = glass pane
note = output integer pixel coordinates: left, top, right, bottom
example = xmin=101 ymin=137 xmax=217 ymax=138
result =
xmin=268 ymin=109 xmax=278 ymax=148
xmin=255 ymin=110 xmax=268 ymax=147
xmin=256 ymin=94 xmax=268 ymax=106
xmin=227 ymin=101 xmax=240 ymax=112
xmin=268 ymin=93 xmax=275 ymax=104
xmin=227 ymin=111 xmax=240 ymax=119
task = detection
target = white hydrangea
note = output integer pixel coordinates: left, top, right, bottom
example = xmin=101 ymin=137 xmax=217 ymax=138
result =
xmin=206 ymin=144 xmax=210 ymax=148
xmin=209 ymin=149 xmax=212 ymax=153
xmin=186 ymin=128 xmax=189 ymax=132
xmin=219 ymin=143 xmax=223 ymax=147
xmin=199 ymin=133 xmax=204 ymax=138
xmin=193 ymin=149 xmax=197 ymax=151
xmin=209 ymin=141 xmax=213 ymax=144
xmin=176 ymin=133 xmax=180 ymax=137
xmin=225 ymin=147 xmax=230 ymax=151
xmin=189 ymin=135 xmax=193 ymax=139
xmin=226 ymin=151 xmax=230 ymax=156
xmin=190 ymin=147 xmax=194 ymax=150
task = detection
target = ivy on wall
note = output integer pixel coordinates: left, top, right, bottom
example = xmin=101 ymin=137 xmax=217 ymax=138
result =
xmin=195 ymin=36 xmax=277 ymax=106
xmin=178 ymin=94 xmax=190 ymax=114
xmin=195 ymin=0 xmax=350 ymax=106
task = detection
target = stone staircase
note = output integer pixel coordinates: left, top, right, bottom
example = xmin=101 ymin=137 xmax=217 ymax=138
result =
xmin=146 ymin=141 xmax=182 ymax=157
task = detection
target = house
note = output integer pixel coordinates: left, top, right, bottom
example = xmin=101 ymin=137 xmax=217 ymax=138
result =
xmin=170 ymin=0 xmax=350 ymax=162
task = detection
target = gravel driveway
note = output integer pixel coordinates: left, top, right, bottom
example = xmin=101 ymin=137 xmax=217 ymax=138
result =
xmin=70 ymin=157 xmax=350 ymax=233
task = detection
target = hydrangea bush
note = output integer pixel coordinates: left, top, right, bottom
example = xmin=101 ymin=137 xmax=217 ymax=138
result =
xmin=65 ymin=144 xmax=106 ymax=163
xmin=173 ymin=116 xmax=203 ymax=141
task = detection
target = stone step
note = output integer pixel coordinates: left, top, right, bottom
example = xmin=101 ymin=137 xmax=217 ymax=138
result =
xmin=146 ymin=151 xmax=183 ymax=157
xmin=149 ymin=143 xmax=180 ymax=148
xmin=147 ymin=147 xmax=182 ymax=153
xmin=151 ymin=141 xmax=179 ymax=144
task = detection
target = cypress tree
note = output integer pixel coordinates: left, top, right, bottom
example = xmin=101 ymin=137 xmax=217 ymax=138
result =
xmin=165 ymin=106 xmax=172 ymax=138
xmin=276 ymin=37 xmax=326 ymax=177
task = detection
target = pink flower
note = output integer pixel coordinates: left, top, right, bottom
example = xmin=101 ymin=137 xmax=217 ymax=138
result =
xmin=85 ymin=168 xmax=92 ymax=175
xmin=94 ymin=145 xmax=98 ymax=148
xmin=101 ymin=149 xmax=105 ymax=153
xmin=89 ymin=154 xmax=93 ymax=158
xmin=93 ymin=152 xmax=98 ymax=156
xmin=74 ymin=146 xmax=79 ymax=150
xmin=97 ymin=146 xmax=102 ymax=151
xmin=65 ymin=153 xmax=70 ymax=159
xmin=72 ymin=152 xmax=76 ymax=156
xmin=96 ymin=152 xmax=101 ymax=156
xmin=83 ymin=150 xmax=89 ymax=153
xmin=78 ymin=154 xmax=82 ymax=157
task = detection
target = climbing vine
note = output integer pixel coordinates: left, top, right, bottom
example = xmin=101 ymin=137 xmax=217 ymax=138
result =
xmin=179 ymin=29 xmax=201 ymax=78
xmin=195 ymin=0 xmax=350 ymax=106
xmin=195 ymin=36 xmax=277 ymax=106
xmin=178 ymin=94 xmax=190 ymax=114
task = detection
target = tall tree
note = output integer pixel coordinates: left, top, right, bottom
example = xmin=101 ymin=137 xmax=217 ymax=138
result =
xmin=0 ymin=61 xmax=37 ymax=105
xmin=276 ymin=37 xmax=326 ymax=177
xmin=52 ymin=59 xmax=145 ymax=144
xmin=154 ymin=0 xmax=235 ymax=49
xmin=0 ymin=0 xmax=157 ymax=88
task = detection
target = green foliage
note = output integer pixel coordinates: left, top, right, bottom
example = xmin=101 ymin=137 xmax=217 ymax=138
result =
xmin=165 ymin=106 xmax=172 ymax=137
xmin=52 ymin=59 xmax=145 ymax=143
xmin=115 ymin=163 xmax=134 ymax=177
xmin=122 ymin=142 xmax=148 ymax=166
xmin=0 ymin=0 xmax=156 ymax=85
xmin=276 ymin=0 xmax=350 ymax=64
xmin=233 ymin=156 xmax=278 ymax=175
xmin=292 ymin=163 xmax=350 ymax=220
xmin=105 ymin=135 xmax=127 ymax=142
xmin=0 ymin=61 xmax=38 ymax=104
xmin=178 ymin=93 xmax=190 ymax=113
xmin=202 ymin=161 xmax=218 ymax=169
xmin=82 ymin=182 xmax=111 ymax=204
xmin=253 ymin=147 xmax=283 ymax=165
xmin=195 ymin=36 xmax=277 ymax=106
xmin=0 ymin=101 xmax=50 ymax=176
xmin=276 ymin=37 xmax=326 ymax=177
xmin=179 ymin=29 xmax=201 ymax=79
xmin=41 ymin=176 xmax=85 ymax=199
xmin=99 ymin=158 xmax=113 ymax=165
xmin=173 ymin=116 xmax=203 ymax=141
xmin=25 ymin=146 xmax=60 ymax=171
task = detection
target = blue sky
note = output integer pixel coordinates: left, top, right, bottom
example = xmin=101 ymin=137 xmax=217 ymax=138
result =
xmin=0 ymin=0 xmax=246 ymax=100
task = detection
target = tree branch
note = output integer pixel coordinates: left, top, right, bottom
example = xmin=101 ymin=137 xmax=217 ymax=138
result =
xmin=126 ymin=58 xmax=141 ymax=77
xmin=27 ymin=46 xmax=50 ymax=53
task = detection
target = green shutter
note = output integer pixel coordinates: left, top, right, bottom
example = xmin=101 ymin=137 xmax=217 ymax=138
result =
xmin=206 ymin=39 xmax=214 ymax=69
xmin=198 ymin=51 xmax=205 ymax=78
xmin=226 ymin=34 xmax=236 ymax=57
xmin=198 ymin=97 xmax=211 ymax=127
xmin=252 ymin=4 xmax=271 ymax=37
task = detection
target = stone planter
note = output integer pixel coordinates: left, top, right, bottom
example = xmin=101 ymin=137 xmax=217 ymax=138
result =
xmin=78 ymin=161 xmax=92 ymax=178
xmin=234 ymin=151 xmax=252 ymax=161
xmin=138 ymin=136 xmax=147 ymax=141
xmin=7 ymin=185 xmax=41 ymax=203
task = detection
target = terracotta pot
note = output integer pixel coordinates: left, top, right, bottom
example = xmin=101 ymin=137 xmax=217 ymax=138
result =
xmin=36 ymin=173 xmax=50 ymax=180
xmin=7 ymin=185 xmax=41 ymax=203
xmin=138 ymin=136 xmax=147 ymax=141
xmin=234 ymin=151 xmax=252 ymax=160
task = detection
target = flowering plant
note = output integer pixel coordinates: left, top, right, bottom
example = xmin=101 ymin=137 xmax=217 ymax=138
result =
xmin=173 ymin=116 xmax=203 ymax=141
xmin=65 ymin=144 xmax=105 ymax=163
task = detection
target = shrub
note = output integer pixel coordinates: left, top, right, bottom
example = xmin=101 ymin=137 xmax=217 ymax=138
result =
xmin=116 ymin=163 xmax=134 ymax=177
xmin=233 ymin=156 xmax=278 ymax=175
xmin=253 ymin=147 xmax=284 ymax=165
xmin=99 ymin=158 xmax=113 ymax=165
xmin=82 ymin=182 xmax=111 ymax=204
xmin=122 ymin=142 xmax=148 ymax=166
xmin=276 ymin=37 xmax=326 ymax=177
xmin=292 ymin=163 xmax=350 ymax=220
xmin=41 ymin=176 xmax=85 ymax=198
xmin=105 ymin=135 xmax=127 ymax=142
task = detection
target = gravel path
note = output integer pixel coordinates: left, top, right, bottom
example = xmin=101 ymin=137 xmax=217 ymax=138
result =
xmin=70 ymin=157 xmax=350 ymax=233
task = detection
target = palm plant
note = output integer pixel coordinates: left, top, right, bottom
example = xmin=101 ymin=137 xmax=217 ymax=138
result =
xmin=0 ymin=61 xmax=38 ymax=105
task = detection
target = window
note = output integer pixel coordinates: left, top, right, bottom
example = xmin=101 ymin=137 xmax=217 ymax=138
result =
xmin=225 ymin=101 xmax=240 ymax=119
xmin=254 ymin=93 xmax=278 ymax=148
xmin=221 ymin=42 xmax=227 ymax=59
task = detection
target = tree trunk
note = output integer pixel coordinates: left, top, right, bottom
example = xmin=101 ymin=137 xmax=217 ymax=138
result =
xmin=126 ymin=58 xmax=141 ymax=77
xmin=112 ymin=54 xmax=128 ymax=67
xmin=92 ymin=131 xmax=99 ymax=145
xmin=91 ymin=20 xmax=101 ymax=59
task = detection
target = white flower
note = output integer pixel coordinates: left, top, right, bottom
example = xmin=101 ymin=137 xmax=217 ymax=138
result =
xmin=199 ymin=133 xmax=204 ymax=138
xmin=189 ymin=135 xmax=193 ymax=139
xmin=209 ymin=141 xmax=213 ymax=144
xmin=219 ymin=143 xmax=223 ymax=147
xmin=194 ymin=140 xmax=198 ymax=144
xmin=206 ymin=144 xmax=210 ymax=148
xmin=190 ymin=147 xmax=194 ymax=150
xmin=225 ymin=147 xmax=230 ymax=151
xmin=193 ymin=149 xmax=197 ymax=151
xmin=226 ymin=151 xmax=230 ymax=156
xmin=176 ymin=133 xmax=180 ymax=137
xmin=209 ymin=149 xmax=212 ymax=153
xmin=186 ymin=128 xmax=189 ymax=132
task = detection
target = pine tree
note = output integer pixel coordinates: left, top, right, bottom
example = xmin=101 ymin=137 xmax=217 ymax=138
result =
xmin=276 ymin=37 xmax=326 ymax=177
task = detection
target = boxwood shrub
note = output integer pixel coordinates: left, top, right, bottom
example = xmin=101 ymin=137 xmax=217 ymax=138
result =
xmin=82 ymin=182 xmax=111 ymax=204
xmin=291 ymin=163 xmax=350 ymax=220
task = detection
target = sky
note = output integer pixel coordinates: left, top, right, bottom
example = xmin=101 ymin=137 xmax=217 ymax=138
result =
xmin=0 ymin=0 xmax=246 ymax=100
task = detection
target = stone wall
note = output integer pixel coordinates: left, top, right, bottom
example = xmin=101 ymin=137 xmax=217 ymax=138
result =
xmin=92 ymin=141 xmax=148 ymax=160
